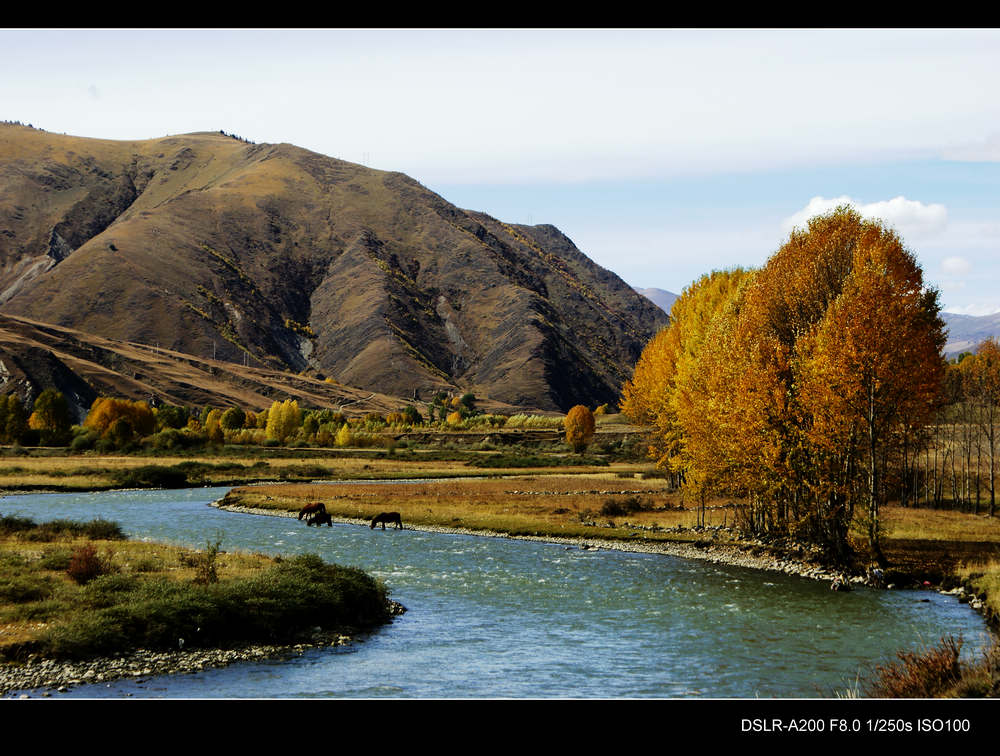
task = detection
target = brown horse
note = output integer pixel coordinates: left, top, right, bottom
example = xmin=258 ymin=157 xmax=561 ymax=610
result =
xmin=306 ymin=510 xmax=333 ymax=527
xmin=370 ymin=512 xmax=403 ymax=530
xmin=298 ymin=502 xmax=326 ymax=521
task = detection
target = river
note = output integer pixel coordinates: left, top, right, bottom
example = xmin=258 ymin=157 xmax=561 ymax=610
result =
xmin=0 ymin=486 xmax=990 ymax=698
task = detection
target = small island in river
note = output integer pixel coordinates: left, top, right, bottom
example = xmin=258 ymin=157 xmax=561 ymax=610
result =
xmin=0 ymin=513 xmax=403 ymax=696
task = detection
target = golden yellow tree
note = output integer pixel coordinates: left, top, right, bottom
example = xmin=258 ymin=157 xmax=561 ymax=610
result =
xmin=621 ymin=268 xmax=751 ymax=473
xmin=564 ymin=405 xmax=596 ymax=454
xmin=264 ymin=399 xmax=301 ymax=443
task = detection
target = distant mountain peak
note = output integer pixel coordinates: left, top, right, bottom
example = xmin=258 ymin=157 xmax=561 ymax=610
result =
xmin=633 ymin=286 xmax=679 ymax=315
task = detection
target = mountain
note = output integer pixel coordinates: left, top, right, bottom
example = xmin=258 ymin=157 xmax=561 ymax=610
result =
xmin=633 ymin=287 xmax=679 ymax=315
xmin=941 ymin=311 xmax=1000 ymax=358
xmin=0 ymin=124 xmax=667 ymax=412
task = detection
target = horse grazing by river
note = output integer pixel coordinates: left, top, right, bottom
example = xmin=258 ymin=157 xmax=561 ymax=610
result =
xmin=370 ymin=512 xmax=403 ymax=530
xmin=306 ymin=509 xmax=333 ymax=527
xmin=298 ymin=502 xmax=326 ymax=521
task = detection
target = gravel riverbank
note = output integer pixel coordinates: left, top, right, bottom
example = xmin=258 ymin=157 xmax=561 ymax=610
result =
xmin=0 ymin=600 xmax=406 ymax=698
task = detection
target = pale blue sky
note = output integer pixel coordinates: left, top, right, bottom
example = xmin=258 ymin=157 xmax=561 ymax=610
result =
xmin=4 ymin=28 xmax=999 ymax=313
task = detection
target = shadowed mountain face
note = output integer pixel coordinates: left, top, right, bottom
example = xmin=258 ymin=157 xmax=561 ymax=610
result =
xmin=0 ymin=125 xmax=667 ymax=411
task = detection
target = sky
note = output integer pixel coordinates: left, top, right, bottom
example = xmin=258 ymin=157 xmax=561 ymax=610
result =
xmin=3 ymin=28 xmax=1000 ymax=314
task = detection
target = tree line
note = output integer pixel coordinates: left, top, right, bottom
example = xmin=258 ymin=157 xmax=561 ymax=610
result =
xmin=0 ymin=389 xmax=604 ymax=455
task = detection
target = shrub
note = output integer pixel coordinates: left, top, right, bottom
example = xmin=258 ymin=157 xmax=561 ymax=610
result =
xmin=112 ymin=464 xmax=189 ymax=489
xmin=69 ymin=428 xmax=99 ymax=452
xmin=0 ymin=575 xmax=53 ymax=603
xmin=0 ymin=514 xmax=38 ymax=535
xmin=66 ymin=544 xmax=109 ymax=585
xmin=38 ymin=547 xmax=73 ymax=571
xmin=193 ymin=538 xmax=222 ymax=585
xmin=599 ymin=497 xmax=648 ymax=517
xmin=38 ymin=553 xmax=391 ymax=660
xmin=864 ymin=636 xmax=964 ymax=698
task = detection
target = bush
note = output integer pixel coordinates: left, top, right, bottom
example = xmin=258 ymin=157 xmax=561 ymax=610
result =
xmin=193 ymin=538 xmax=222 ymax=585
xmin=599 ymin=496 xmax=648 ymax=517
xmin=69 ymin=429 xmax=99 ymax=452
xmin=112 ymin=465 xmax=189 ymax=489
xmin=0 ymin=516 xmax=125 ymax=542
xmin=865 ymin=636 xmax=964 ymax=698
xmin=66 ymin=544 xmax=110 ymax=585
xmin=0 ymin=575 xmax=54 ymax=603
xmin=38 ymin=547 xmax=73 ymax=571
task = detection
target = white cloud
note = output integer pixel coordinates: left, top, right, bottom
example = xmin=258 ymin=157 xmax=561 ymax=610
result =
xmin=942 ymin=256 xmax=972 ymax=276
xmin=782 ymin=196 xmax=948 ymax=240
xmin=941 ymin=132 xmax=1000 ymax=162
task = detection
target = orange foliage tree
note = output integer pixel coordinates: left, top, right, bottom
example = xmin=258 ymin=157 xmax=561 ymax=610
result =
xmin=84 ymin=397 xmax=156 ymax=443
xmin=622 ymin=207 xmax=946 ymax=562
xmin=564 ymin=405 xmax=596 ymax=454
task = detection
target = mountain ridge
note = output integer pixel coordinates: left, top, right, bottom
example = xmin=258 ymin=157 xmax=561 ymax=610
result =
xmin=0 ymin=124 xmax=668 ymax=412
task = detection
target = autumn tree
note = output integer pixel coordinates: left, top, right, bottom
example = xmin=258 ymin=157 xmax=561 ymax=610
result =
xmin=1 ymin=395 xmax=28 ymax=444
xmin=623 ymin=207 xmax=946 ymax=562
xmin=265 ymin=399 xmax=301 ymax=443
xmin=797 ymin=227 xmax=946 ymax=559
xmin=28 ymin=388 xmax=72 ymax=445
xmin=961 ymin=338 xmax=1000 ymax=516
xmin=564 ymin=405 xmax=596 ymax=454
xmin=204 ymin=408 xmax=225 ymax=444
xmin=621 ymin=268 xmax=752 ymax=481
xmin=84 ymin=397 xmax=156 ymax=444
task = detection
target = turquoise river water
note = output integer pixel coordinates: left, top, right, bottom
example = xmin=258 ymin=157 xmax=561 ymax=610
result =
xmin=0 ymin=486 xmax=991 ymax=698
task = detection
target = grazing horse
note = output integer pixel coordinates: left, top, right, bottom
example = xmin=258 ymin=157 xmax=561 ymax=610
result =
xmin=306 ymin=509 xmax=333 ymax=527
xmin=370 ymin=512 xmax=403 ymax=530
xmin=298 ymin=502 xmax=326 ymax=521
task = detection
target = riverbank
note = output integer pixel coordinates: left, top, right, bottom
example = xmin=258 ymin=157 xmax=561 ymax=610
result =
xmin=218 ymin=477 xmax=1000 ymax=629
xmin=0 ymin=607 xmax=405 ymax=698
xmin=209 ymin=500 xmax=919 ymax=588
xmin=0 ymin=512 xmax=406 ymax=698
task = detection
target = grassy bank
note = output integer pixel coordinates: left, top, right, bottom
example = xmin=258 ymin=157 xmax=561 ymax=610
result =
xmin=0 ymin=446 xmax=642 ymax=492
xmin=0 ymin=514 xmax=393 ymax=663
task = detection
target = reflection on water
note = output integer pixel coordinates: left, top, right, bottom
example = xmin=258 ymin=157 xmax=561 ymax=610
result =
xmin=1 ymin=487 xmax=990 ymax=699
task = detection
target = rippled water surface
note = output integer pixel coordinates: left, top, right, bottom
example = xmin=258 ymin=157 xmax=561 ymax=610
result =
xmin=2 ymin=486 xmax=990 ymax=698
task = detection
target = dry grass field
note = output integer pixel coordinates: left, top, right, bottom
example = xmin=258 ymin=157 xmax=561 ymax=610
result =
xmin=225 ymin=474 xmax=740 ymax=542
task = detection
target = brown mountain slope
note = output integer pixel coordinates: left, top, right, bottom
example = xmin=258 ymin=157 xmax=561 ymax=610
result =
xmin=0 ymin=124 xmax=667 ymax=411
xmin=0 ymin=313 xmax=449 ymax=423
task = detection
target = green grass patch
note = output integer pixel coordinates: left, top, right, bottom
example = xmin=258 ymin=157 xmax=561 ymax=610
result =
xmin=0 ymin=516 xmax=394 ymax=663
xmin=34 ymin=554 xmax=390 ymax=660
